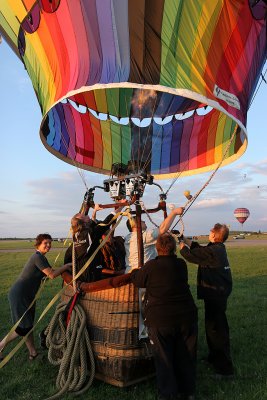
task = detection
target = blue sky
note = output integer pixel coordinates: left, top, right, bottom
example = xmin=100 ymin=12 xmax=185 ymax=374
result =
xmin=0 ymin=40 xmax=266 ymax=238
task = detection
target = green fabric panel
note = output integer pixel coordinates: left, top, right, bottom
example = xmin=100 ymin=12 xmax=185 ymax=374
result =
xmin=106 ymin=87 xmax=120 ymax=116
xmin=174 ymin=0 xmax=203 ymax=88
xmin=226 ymin=120 xmax=238 ymax=157
xmin=110 ymin=122 xmax=122 ymax=163
xmin=121 ymin=125 xmax=131 ymax=165
xmin=119 ymin=88 xmax=133 ymax=117
xmin=160 ymin=0 xmax=184 ymax=88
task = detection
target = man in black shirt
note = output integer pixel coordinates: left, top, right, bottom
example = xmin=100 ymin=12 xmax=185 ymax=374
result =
xmin=131 ymin=233 xmax=197 ymax=400
xmin=180 ymin=223 xmax=234 ymax=378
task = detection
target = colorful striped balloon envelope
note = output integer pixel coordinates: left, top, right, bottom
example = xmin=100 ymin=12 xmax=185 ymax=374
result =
xmin=234 ymin=208 xmax=250 ymax=225
xmin=0 ymin=1 xmax=266 ymax=179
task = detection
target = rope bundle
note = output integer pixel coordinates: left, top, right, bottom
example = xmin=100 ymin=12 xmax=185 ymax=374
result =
xmin=45 ymin=301 xmax=95 ymax=399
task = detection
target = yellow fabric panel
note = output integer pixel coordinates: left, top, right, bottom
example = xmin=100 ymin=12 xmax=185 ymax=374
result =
xmin=100 ymin=120 xmax=112 ymax=171
xmin=174 ymin=0 xmax=203 ymax=90
xmin=94 ymin=89 xmax=108 ymax=113
xmin=191 ymin=0 xmax=222 ymax=97
xmin=214 ymin=113 xmax=227 ymax=163
xmin=10 ymin=0 xmax=33 ymax=21
xmin=1 ymin=2 xmax=21 ymax=36
xmin=26 ymin=28 xmax=56 ymax=113
xmin=94 ymin=89 xmax=110 ymax=169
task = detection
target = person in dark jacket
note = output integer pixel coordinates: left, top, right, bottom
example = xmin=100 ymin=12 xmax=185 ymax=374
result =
xmin=131 ymin=233 xmax=198 ymax=400
xmin=64 ymin=203 xmax=123 ymax=282
xmin=179 ymin=223 xmax=234 ymax=377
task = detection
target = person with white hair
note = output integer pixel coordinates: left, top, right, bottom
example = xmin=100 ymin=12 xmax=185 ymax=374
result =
xmin=124 ymin=206 xmax=184 ymax=273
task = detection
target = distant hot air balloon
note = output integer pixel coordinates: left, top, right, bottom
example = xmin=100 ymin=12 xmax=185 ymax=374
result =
xmin=234 ymin=208 xmax=250 ymax=228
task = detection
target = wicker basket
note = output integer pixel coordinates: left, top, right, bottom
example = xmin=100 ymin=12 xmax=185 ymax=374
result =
xmin=62 ymin=283 xmax=154 ymax=387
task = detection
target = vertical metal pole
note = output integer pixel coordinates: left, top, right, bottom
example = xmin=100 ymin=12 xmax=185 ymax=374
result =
xmin=135 ymin=193 xmax=144 ymax=268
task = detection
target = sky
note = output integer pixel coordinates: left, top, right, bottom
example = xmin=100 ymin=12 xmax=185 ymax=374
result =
xmin=0 ymin=40 xmax=266 ymax=238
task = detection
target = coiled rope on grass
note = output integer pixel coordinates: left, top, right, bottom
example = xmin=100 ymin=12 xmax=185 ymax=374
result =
xmin=45 ymin=301 xmax=95 ymax=400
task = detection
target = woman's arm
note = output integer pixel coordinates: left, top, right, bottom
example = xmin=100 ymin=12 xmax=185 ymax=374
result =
xmin=42 ymin=263 xmax=72 ymax=279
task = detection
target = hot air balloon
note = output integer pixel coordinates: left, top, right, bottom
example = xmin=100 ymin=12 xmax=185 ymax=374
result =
xmin=234 ymin=207 xmax=250 ymax=228
xmin=0 ymin=1 xmax=266 ymax=180
xmin=0 ymin=0 xmax=266 ymax=392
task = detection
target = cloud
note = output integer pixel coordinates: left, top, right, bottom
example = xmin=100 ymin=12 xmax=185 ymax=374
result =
xmin=1 ymin=157 xmax=267 ymax=237
xmin=194 ymin=198 xmax=229 ymax=209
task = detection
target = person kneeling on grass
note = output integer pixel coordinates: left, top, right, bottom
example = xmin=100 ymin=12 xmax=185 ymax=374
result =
xmin=0 ymin=233 xmax=72 ymax=362
xmin=179 ymin=223 xmax=234 ymax=379
xmin=131 ymin=233 xmax=198 ymax=400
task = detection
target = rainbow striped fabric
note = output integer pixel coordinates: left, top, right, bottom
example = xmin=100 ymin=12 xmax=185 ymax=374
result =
xmin=0 ymin=0 xmax=266 ymax=178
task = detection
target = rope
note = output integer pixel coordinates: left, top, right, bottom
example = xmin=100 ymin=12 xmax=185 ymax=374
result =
xmin=139 ymin=200 xmax=185 ymax=239
xmin=0 ymin=209 xmax=126 ymax=368
xmin=45 ymin=301 xmax=95 ymax=400
xmin=72 ymin=242 xmax=77 ymax=292
xmin=139 ymin=200 xmax=159 ymax=228
xmin=172 ymin=124 xmax=239 ymax=230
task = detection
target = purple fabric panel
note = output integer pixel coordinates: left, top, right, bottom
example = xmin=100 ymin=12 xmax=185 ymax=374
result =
xmin=111 ymin=0 xmax=131 ymax=82
xmin=169 ymin=119 xmax=183 ymax=173
xmin=150 ymin=123 xmax=163 ymax=174
xmin=160 ymin=122 xmax=173 ymax=173
xmin=67 ymin=1 xmax=90 ymax=88
xmin=154 ymin=92 xmax=173 ymax=117
xmin=245 ymin=21 xmax=267 ymax=107
xmin=96 ymin=0 xmax=117 ymax=83
xmin=46 ymin=112 xmax=56 ymax=146
xmin=81 ymin=0 xmax=103 ymax=85
xmin=63 ymin=104 xmax=77 ymax=160
xmin=51 ymin=108 xmax=62 ymax=151
xmin=179 ymin=118 xmax=194 ymax=172
xmin=56 ymin=103 xmax=70 ymax=157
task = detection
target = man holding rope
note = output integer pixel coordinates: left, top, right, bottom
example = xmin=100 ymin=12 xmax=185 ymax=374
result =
xmin=179 ymin=223 xmax=234 ymax=379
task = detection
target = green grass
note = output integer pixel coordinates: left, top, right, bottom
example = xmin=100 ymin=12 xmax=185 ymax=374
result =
xmin=0 ymin=240 xmax=71 ymax=250
xmin=0 ymin=247 xmax=267 ymax=400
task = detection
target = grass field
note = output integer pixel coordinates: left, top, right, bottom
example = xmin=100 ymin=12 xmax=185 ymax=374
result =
xmin=0 ymin=245 xmax=266 ymax=400
xmin=0 ymin=240 xmax=71 ymax=250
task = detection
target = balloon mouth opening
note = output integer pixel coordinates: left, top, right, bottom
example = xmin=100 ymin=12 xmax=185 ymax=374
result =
xmin=40 ymin=85 xmax=247 ymax=178
xmin=57 ymin=87 xmax=213 ymax=127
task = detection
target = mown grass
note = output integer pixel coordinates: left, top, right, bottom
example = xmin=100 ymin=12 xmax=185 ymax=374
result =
xmin=0 ymin=240 xmax=71 ymax=250
xmin=0 ymin=246 xmax=266 ymax=400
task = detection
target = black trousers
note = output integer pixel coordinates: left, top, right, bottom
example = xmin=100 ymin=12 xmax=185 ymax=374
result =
xmin=204 ymin=298 xmax=233 ymax=374
xmin=148 ymin=319 xmax=197 ymax=398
